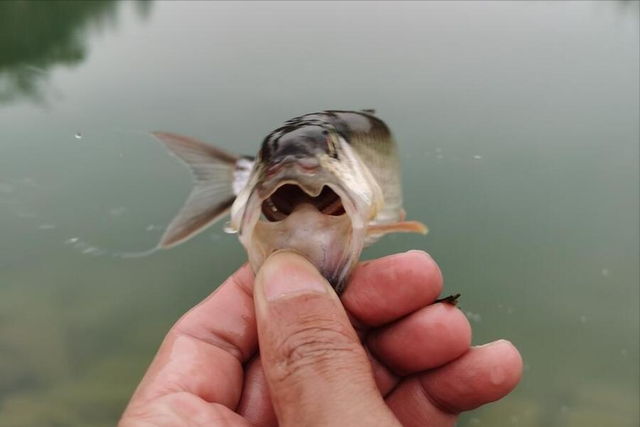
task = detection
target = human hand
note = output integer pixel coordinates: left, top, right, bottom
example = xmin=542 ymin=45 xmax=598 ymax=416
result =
xmin=119 ymin=251 xmax=522 ymax=427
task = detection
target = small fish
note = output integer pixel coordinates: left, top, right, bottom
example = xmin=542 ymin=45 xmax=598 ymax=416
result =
xmin=153 ymin=110 xmax=427 ymax=293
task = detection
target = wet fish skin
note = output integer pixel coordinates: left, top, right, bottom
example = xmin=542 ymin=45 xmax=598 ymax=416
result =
xmin=153 ymin=110 xmax=427 ymax=293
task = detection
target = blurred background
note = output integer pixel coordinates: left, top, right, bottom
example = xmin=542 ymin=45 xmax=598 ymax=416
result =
xmin=0 ymin=1 xmax=638 ymax=426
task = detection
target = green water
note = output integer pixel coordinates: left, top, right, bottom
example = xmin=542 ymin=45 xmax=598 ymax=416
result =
xmin=1 ymin=1 xmax=638 ymax=426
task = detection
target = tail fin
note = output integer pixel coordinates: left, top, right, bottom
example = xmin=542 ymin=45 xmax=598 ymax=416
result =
xmin=152 ymin=132 xmax=247 ymax=248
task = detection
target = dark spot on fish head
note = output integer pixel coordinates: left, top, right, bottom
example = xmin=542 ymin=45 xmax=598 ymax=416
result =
xmin=260 ymin=125 xmax=338 ymax=171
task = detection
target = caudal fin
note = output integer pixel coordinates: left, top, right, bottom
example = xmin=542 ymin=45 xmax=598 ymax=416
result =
xmin=152 ymin=132 xmax=252 ymax=248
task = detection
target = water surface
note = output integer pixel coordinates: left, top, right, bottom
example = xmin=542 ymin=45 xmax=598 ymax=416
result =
xmin=1 ymin=2 xmax=638 ymax=426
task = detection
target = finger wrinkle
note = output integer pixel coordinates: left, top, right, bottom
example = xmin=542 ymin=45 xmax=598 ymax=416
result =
xmin=347 ymin=312 xmax=368 ymax=335
xmin=231 ymin=263 xmax=256 ymax=299
xmin=275 ymin=320 xmax=362 ymax=375
xmin=415 ymin=376 xmax=461 ymax=415
xmin=137 ymin=334 xmax=243 ymax=407
xmin=236 ymin=357 xmax=278 ymax=427
xmin=173 ymin=328 xmax=245 ymax=364
xmin=364 ymin=348 xmax=399 ymax=396
xmin=172 ymin=265 xmax=257 ymax=363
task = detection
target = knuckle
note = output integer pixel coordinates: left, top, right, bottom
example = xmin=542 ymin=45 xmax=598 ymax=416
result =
xmin=273 ymin=316 xmax=363 ymax=384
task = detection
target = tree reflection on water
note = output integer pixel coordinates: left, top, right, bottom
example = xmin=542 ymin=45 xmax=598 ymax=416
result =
xmin=0 ymin=1 xmax=151 ymax=103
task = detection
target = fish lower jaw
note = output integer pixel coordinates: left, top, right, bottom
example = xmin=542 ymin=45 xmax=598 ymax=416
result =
xmin=243 ymin=203 xmax=361 ymax=289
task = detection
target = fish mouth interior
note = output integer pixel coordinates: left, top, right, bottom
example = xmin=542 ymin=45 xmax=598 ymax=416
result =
xmin=261 ymin=184 xmax=346 ymax=222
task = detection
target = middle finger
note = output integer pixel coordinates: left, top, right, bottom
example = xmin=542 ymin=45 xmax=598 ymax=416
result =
xmin=341 ymin=251 xmax=444 ymax=328
xmin=367 ymin=303 xmax=471 ymax=375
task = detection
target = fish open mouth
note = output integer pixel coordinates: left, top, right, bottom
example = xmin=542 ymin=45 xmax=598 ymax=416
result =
xmin=261 ymin=184 xmax=346 ymax=221
xmin=233 ymin=173 xmax=368 ymax=293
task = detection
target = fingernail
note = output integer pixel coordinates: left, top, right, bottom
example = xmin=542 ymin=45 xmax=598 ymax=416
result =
xmin=259 ymin=251 xmax=328 ymax=301
xmin=406 ymin=249 xmax=434 ymax=261
xmin=406 ymin=249 xmax=428 ymax=255
xmin=474 ymin=339 xmax=513 ymax=350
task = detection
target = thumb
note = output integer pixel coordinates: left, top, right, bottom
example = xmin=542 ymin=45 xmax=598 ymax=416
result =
xmin=254 ymin=251 xmax=401 ymax=427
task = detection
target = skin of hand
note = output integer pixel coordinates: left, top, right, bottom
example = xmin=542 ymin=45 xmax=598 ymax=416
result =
xmin=119 ymin=251 xmax=523 ymax=427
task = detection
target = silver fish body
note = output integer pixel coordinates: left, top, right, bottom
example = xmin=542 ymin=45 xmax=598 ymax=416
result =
xmin=153 ymin=110 xmax=426 ymax=293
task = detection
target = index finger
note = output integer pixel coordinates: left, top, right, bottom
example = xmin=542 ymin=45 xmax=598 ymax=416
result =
xmin=125 ymin=264 xmax=258 ymax=410
xmin=342 ymin=251 xmax=443 ymax=328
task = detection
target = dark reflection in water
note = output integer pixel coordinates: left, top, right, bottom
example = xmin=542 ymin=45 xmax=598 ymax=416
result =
xmin=617 ymin=0 xmax=640 ymax=13
xmin=0 ymin=1 xmax=151 ymax=103
xmin=0 ymin=2 xmax=154 ymax=427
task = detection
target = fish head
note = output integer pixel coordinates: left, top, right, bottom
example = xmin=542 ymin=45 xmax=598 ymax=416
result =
xmin=259 ymin=124 xmax=333 ymax=172
xmin=229 ymin=124 xmax=383 ymax=292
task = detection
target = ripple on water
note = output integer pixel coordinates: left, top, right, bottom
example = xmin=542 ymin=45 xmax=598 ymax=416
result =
xmin=145 ymin=224 xmax=164 ymax=232
xmin=63 ymin=237 xmax=106 ymax=257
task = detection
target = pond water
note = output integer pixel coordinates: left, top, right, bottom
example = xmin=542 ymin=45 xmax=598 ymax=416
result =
xmin=0 ymin=1 xmax=638 ymax=426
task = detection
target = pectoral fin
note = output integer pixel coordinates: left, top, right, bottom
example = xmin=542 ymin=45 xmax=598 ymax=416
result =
xmin=366 ymin=220 xmax=428 ymax=237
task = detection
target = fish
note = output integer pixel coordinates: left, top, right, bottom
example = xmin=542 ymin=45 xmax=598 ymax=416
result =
xmin=153 ymin=110 xmax=427 ymax=293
